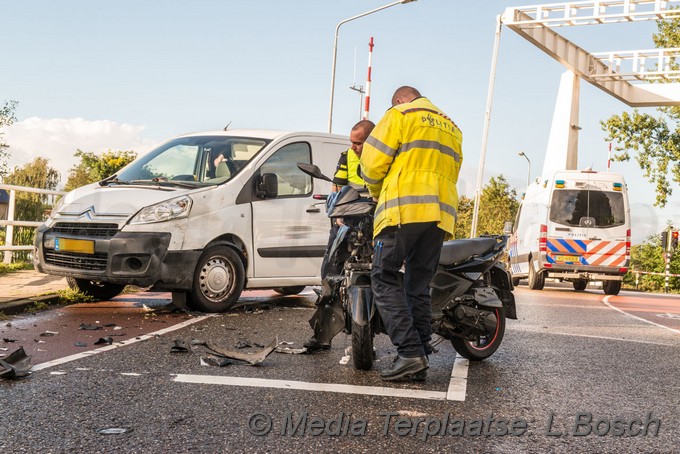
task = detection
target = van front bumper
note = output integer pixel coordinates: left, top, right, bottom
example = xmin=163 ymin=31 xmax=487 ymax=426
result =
xmin=34 ymin=224 xmax=200 ymax=289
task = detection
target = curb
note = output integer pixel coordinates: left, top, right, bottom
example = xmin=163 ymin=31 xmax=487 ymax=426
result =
xmin=0 ymin=293 xmax=63 ymax=316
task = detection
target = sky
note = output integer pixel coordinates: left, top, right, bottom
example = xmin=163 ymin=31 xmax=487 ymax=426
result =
xmin=1 ymin=0 xmax=678 ymax=243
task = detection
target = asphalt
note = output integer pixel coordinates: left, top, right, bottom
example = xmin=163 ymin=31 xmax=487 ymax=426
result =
xmin=0 ymin=269 xmax=69 ymax=315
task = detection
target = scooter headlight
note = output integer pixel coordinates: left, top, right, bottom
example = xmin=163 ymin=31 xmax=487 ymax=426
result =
xmin=129 ymin=196 xmax=192 ymax=225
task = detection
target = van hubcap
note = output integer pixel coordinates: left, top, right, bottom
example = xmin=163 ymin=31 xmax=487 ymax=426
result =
xmin=199 ymin=257 xmax=233 ymax=301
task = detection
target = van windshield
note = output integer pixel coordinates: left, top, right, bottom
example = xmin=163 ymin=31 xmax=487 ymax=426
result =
xmin=116 ymin=135 xmax=270 ymax=186
xmin=549 ymin=189 xmax=626 ymax=228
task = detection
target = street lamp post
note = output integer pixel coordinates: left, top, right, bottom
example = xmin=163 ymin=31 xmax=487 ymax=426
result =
xmin=518 ymin=151 xmax=531 ymax=188
xmin=327 ymin=0 xmax=417 ymax=134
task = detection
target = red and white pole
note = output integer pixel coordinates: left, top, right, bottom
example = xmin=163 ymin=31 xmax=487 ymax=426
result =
xmin=363 ymin=37 xmax=374 ymax=120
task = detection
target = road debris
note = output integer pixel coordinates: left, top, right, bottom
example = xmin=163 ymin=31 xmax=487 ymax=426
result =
xmin=94 ymin=337 xmax=114 ymax=345
xmin=172 ymin=338 xmax=279 ymax=367
xmin=0 ymin=346 xmax=32 ymax=379
xmin=79 ymin=323 xmax=102 ymax=331
xmin=40 ymin=331 xmax=59 ymax=337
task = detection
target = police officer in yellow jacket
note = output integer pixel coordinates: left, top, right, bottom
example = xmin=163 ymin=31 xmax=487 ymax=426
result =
xmin=360 ymin=86 xmax=462 ymax=381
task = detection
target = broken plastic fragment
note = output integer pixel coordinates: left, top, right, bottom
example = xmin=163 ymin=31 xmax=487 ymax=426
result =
xmin=169 ymin=339 xmax=189 ymax=353
xmin=94 ymin=337 xmax=113 ymax=345
xmin=79 ymin=324 xmax=102 ymax=331
xmin=97 ymin=428 xmax=132 ymax=435
xmin=40 ymin=331 xmax=59 ymax=337
xmin=74 ymin=342 xmax=87 ymax=347
xmin=0 ymin=346 xmax=32 ymax=379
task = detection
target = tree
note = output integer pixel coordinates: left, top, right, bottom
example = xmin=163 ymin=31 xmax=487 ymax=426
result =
xmin=64 ymin=149 xmax=137 ymax=191
xmin=455 ymin=175 xmax=520 ymax=239
xmin=600 ymin=14 xmax=680 ymax=208
xmin=0 ymin=100 xmax=18 ymax=179
xmin=625 ymin=233 xmax=679 ymax=292
xmin=3 ymin=158 xmax=60 ymax=260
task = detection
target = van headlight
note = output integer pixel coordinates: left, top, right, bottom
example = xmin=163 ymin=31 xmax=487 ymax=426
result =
xmin=129 ymin=196 xmax=192 ymax=225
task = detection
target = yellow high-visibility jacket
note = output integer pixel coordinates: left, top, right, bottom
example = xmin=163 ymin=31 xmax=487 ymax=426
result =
xmin=332 ymin=149 xmax=365 ymax=189
xmin=360 ymin=97 xmax=463 ymax=239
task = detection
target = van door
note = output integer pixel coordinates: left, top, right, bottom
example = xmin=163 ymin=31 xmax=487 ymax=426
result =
xmin=250 ymin=141 xmax=329 ymax=278
xmin=547 ymin=178 xmax=628 ymax=268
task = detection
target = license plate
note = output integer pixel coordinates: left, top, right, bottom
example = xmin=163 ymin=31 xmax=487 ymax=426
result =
xmin=55 ymin=238 xmax=95 ymax=254
xmin=554 ymin=254 xmax=580 ymax=263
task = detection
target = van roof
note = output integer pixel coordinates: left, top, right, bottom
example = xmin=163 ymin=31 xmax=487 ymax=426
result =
xmin=175 ymin=129 xmax=348 ymax=142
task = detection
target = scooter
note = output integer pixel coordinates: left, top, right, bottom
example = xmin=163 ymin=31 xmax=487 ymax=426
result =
xmin=298 ymin=163 xmax=517 ymax=370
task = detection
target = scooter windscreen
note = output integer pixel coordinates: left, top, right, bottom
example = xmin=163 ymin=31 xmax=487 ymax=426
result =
xmin=328 ymin=185 xmax=375 ymax=218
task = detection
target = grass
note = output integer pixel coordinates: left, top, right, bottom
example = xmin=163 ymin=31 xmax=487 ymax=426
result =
xmin=57 ymin=288 xmax=94 ymax=304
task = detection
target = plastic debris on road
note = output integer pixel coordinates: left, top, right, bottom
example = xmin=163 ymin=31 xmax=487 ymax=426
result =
xmin=0 ymin=346 xmax=32 ymax=379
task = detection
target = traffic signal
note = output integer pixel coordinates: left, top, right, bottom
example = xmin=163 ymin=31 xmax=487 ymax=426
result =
xmin=673 ymin=231 xmax=679 ymax=250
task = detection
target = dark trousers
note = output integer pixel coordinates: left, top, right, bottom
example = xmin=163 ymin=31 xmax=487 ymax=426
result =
xmin=371 ymin=222 xmax=445 ymax=358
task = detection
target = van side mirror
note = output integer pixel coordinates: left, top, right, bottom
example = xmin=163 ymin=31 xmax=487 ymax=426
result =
xmin=503 ymin=221 xmax=513 ymax=234
xmin=257 ymin=173 xmax=278 ymax=199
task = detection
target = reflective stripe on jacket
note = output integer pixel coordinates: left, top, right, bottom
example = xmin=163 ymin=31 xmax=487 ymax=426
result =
xmin=332 ymin=149 xmax=365 ymax=189
xmin=360 ymin=97 xmax=463 ymax=239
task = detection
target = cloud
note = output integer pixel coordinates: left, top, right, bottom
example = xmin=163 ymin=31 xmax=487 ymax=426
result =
xmin=3 ymin=117 xmax=158 ymax=187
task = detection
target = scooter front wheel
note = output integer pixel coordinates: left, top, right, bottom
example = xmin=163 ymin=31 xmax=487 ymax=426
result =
xmin=451 ymin=307 xmax=506 ymax=361
xmin=351 ymin=319 xmax=374 ymax=370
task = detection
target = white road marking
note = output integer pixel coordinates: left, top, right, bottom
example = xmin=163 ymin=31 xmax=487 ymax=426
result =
xmin=447 ymin=354 xmax=469 ymax=401
xmin=173 ymin=374 xmax=450 ymax=401
xmin=507 ymin=325 xmax=676 ymax=346
xmin=33 ymin=315 xmax=215 ymax=372
xmin=603 ymin=296 xmax=680 ymax=336
xmin=173 ymin=353 xmax=468 ymax=402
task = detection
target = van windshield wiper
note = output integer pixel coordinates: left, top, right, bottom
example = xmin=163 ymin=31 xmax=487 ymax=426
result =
xmin=98 ymin=174 xmax=130 ymax=186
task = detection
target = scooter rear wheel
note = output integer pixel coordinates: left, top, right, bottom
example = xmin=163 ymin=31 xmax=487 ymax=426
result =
xmin=451 ymin=307 xmax=506 ymax=361
xmin=351 ymin=319 xmax=374 ymax=370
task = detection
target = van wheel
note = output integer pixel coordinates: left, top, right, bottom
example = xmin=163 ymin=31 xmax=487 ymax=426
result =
xmin=573 ymin=279 xmax=588 ymax=291
xmin=511 ymin=276 xmax=521 ymax=287
xmin=273 ymin=286 xmax=306 ymax=296
xmin=188 ymin=246 xmax=245 ymax=312
xmin=66 ymin=277 xmax=125 ymax=301
xmin=527 ymin=260 xmax=545 ymax=290
xmin=603 ymin=280 xmax=621 ymax=295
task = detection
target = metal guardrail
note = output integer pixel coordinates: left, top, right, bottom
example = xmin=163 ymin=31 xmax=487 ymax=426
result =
xmin=0 ymin=184 xmax=66 ymax=264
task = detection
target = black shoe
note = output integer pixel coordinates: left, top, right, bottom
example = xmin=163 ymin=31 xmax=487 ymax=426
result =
xmin=303 ymin=338 xmax=330 ymax=352
xmin=380 ymin=355 xmax=428 ymax=381
xmin=409 ymin=369 xmax=428 ymax=382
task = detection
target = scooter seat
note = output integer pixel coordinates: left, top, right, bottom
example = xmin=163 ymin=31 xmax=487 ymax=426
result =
xmin=439 ymin=238 xmax=497 ymax=265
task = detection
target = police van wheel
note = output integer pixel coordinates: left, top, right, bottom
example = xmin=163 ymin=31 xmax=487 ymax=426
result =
xmin=188 ymin=246 xmax=245 ymax=312
xmin=603 ymin=280 xmax=621 ymax=295
xmin=573 ymin=279 xmax=588 ymax=291
xmin=527 ymin=260 xmax=545 ymax=291
xmin=272 ymin=286 xmax=306 ymax=296
xmin=511 ymin=276 xmax=521 ymax=287
xmin=66 ymin=277 xmax=126 ymax=301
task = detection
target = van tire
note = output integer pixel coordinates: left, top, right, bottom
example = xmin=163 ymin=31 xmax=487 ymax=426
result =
xmin=511 ymin=276 xmax=521 ymax=287
xmin=603 ymin=280 xmax=622 ymax=295
xmin=527 ymin=260 xmax=545 ymax=290
xmin=273 ymin=286 xmax=306 ymax=296
xmin=573 ymin=279 xmax=588 ymax=291
xmin=188 ymin=246 xmax=245 ymax=312
xmin=66 ymin=277 xmax=125 ymax=301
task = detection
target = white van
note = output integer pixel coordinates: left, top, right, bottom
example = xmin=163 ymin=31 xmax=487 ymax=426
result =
xmin=508 ymin=169 xmax=630 ymax=295
xmin=34 ymin=129 xmax=348 ymax=311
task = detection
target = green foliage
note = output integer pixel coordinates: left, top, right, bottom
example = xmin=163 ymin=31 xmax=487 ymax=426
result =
xmin=0 ymin=100 xmax=18 ymax=179
xmin=0 ymin=261 xmax=33 ymax=275
xmin=455 ymin=175 xmax=520 ymax=239
xmin=625 ymin=234 xmax=680 ymax=292
xmin=3 ymin=157 xmax=60 ymax=260
xmin=600 ymin=14 xmax=680 ymax=208
xmin=64 ymin=149 xmax=137 ymax=191
xmin=57 ymin=287 xmax=94 ymax=304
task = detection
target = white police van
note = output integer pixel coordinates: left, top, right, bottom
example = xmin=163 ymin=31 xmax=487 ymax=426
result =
xmin=34 ymin=130 xmax=347 ymax=311
xmin=508 ymin=169 xmax=630 ymax=295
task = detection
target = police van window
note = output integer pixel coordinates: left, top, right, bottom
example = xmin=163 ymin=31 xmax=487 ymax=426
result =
xmin=260 ymin=142 xmax=312 ymax=197
xmin=549 ymin=189 xmax=625 ymax=228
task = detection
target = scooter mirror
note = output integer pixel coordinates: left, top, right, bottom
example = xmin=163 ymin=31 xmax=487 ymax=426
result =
xmin=297 ymin=163 xmax=332 ymax=182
